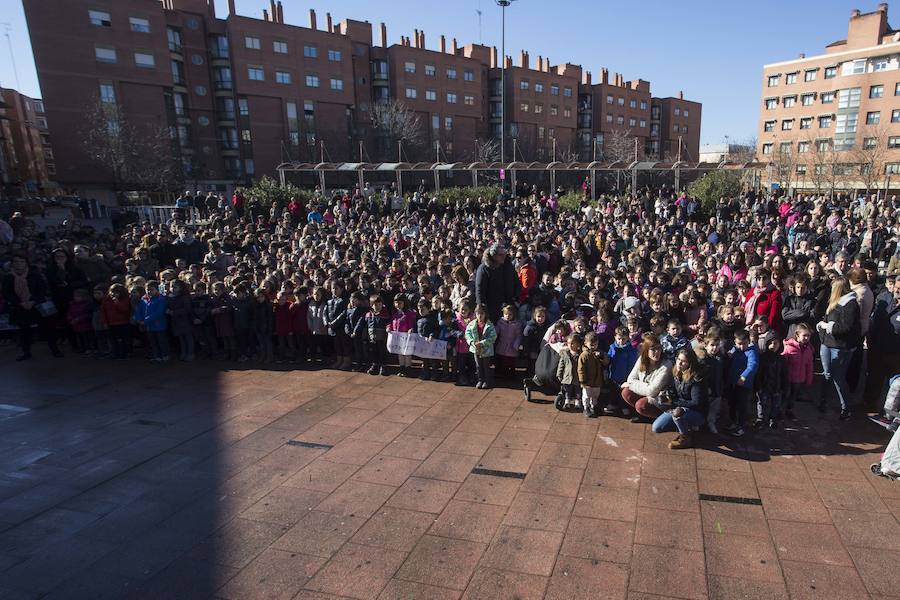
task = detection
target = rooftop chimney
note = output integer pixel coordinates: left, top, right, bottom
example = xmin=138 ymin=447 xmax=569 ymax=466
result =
xmin=879 ymin=3 xmax=888 ymax=12
xmin=380 ymin=22 xmax=387 ymax=47
xmin=799 ymin=52 xmax=805 ymax=58
xmin=505 ymin=55 xmax=512 ymax=68
xmin=601 ymin=68 xmax=608 ymax=84
xmin=276 ymin=1 xmax=283 ymax=24
xmin=262 ymin=8 xmax=269 ymax=21
xmin=309 ymin=9 xmax=317 ymax=30
xmin=413 ymin=29 xmax=419 ymax=48
xmin=519 ymin=50 xmax=528 ymax=68
xmin=585 ymin=70 xmax=591 ymax=85
xmin=440 ymin=35 xmax=446 ymax=52
xmin=491 ymin=46 xmax=498 ymax=68
xmin=679 ymin=90 xmax=684 ymax=99
xmin=851 ymin=8 xmax=861 ymax=17
xmin=227 ymin=0 xmax=236 ymax=17
xmin=452 ymin=38 xmax=458 ymax=53
xmin=326 ymin=12 xmax=333 ymax=32
xmin=420 ymin=30 xmax=426 ymax=49
xmin=270 ymin=0 xmax=276 ymax=22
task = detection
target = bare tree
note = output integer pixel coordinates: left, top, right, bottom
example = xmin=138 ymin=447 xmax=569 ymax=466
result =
xmin=852 ymin=124 xmax=889 ymax=196
xmin=473 ymin=137 xmax=501 ymax=162
xmin=82 ymin=99 xmax=180 ymax=194
xmin=603 ymin=128 xmax=642 ymax=164
xmin=370 ymin=100 xmax=423 ymax=160
xmin=770 ymin=145 xmax=795 ymax=192
xmin=556 ymin=148 xmax=579 ymax=163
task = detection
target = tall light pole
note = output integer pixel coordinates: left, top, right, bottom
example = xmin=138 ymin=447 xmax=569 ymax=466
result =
xmin=497 ymin=0 xmax=516 ymax=171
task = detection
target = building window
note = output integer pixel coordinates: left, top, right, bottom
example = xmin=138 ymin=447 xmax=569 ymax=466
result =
xmin=816 ymin=139 xmax=831 ymax=152
xmin=887 ymin=163 xmax=900 ymax=174
xmin=406 ymin=87 xmax=417 ymax=99
xmin=804 ymin=69 xmax=817 ymax=82
xmin=273 ymin=40 xmax=288 ymax=54
xmin=129 ymin=17 xmax=150 ymax=33
xmin=241 ymin=129 xmax=252 ymax=142
xmin=797 ymin=141 xmax=810 ymax=153
xmin=781 ymin=119 xmax=794 ymax=130
xmin=617 ymin=116 xmax=624 ymax=125
xmin=629 ymin=99 xmax=637 ymax=108
xmin=870 ymin=84 xmax=884 ymax=98
xmin=423 ymin=64 xmax=436 ymax=77
xmin=245 ymin=36 xmax=260 ymax=50
xmin=134 ymin=51 xmax=155 ymax=68
xmin=274 ymin=71 xmax=291 ymax=84
xmin=889 ymin=136 xmax=900 ymax=148
xmin=565 ymin=108 xmax=572 ymax=118
xmin=674 ymin=108 xmax=681 ymax=116
xmin=628 ymin=117 xmax=636 ymax=127
xmin=447 ymin=92 xmax=457 ymax=103
xmin=537 ymin=126 xmax=544 ymax=139
xmin=765 ymin=98 xmax=777 ymax=110
xmin=95 ymin=46 xmax=117 ymax=63
xmin=640 ymin=100 xmax=647 ymax=110
xmin=167 ymin=28 xmax=182 ymax=52
xmin=824 ymin=66 xmax=837 ymax=79
xmin=464 ymin=70 xmax=475 ymax=81
xmin=425 ymin=89 xmax=436 ymax=101
xmin=763 ymin=120 xmax=775 ymax=132
xmin=893 ymin=109 xmax=900 ymax=123
xmin=762 ymin=143 xmax=772 ymax=155
xmin=618 ymin=97 xmax=625 ymax=106
xmin=796 ymin=165 xmax=807 ymax=175
xmin=244 ymin=159 xmax=254 ymax=175
xmin=782 ymin=95 xmax=796 ymax=107
xmin=800 ymin=117 xmax=812 ymax=129
xmin=548 ymin=127 xmax=555 ymax=138
xmin=305 ymin=75 xmax=319 ymax=87
xmin=801 ymin=93 xmax=815 ymax=106
xmin=446 ymin=67 xmax=457 ymax=79
xmin=431 ymin=115 xmax=439 ymax=129
xmin=606 ymin=94 xmax=614 ymax=105
xmin=818 ymin=115 xmax=832 ymax=128
xmin=445 ymin=116 xmax=453 ymax=130
xmin=89 ymin=9 xmax=111 ymax=26
xmin=520 ymin=79 xmax=529 ymax=90
xmin=535 ymin=103 xmax=543 ymax=114
xmin=821 ymin=91 xmax=835 ymax=103
xmin=767 ymin=74 xmax=779 ymax=87
xmin=550 ymin=105 xmax=558 ymax=116
xmin=864 ymin=137 xmax=878 ymax=149
xmin=464 ymin=95 xmax=474 ymax=105
xmin=404 ymin=61 xmax=415 ymax=73
xmin=684 ymin=109 xmax=689 ymax=117
xmin=328 ymin=49 xmax=341 ymax=62
xmin=238 ymin=98 xmax=249 ymax=116
xmin=330 ymin=78 xmax=343 ymax=90
xmin=606 ymin=114 xmax=613 ymax=123
xmin=99 ymin=82 xmax=116 ymax=103
xmin=843 ymin=59 xmax=866 ymax=75
xmin=785 ymin=72 xmax=798 ymax=84
xmin=534 ymin=82 xmax=544 ymax=93
xmin=304 ymin=45 xmax=318 ymax=58
xmin=837 ymin=87 xmax=861 ymax=108
xmin=551 ymin=84 xmax=559 ymax=96
xmin=639 ymin=119 xmax=646 ymax=128
xmin=867 ymin=111 xmax=880 ymax=124
xmin=835 ymin=112 xmax=858 ymax=133
xmin=248 ymin=66 xmax=264 ymax=81
xmin=896 ymin=82 xmax=900 ymax=95
xmin=520 ymin=102 xmax=529 ymax=113
xmin=779 ymin=141 xmax=792 ymax=153
xmin=564 ymin=86 xmax=572 ymax=97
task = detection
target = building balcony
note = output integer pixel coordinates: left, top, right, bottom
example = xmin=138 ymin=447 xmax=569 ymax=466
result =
xmin=176 ymin=116 xmax=191 ymax=125
xmin=213 ymin=87 xmax=233 ymax=98
xmin=173 ymin=83 xmax=188 ymax=94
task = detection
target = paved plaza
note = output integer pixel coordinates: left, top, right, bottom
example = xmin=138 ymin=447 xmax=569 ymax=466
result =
xmin=1 ymin=352 xmax=898 ymax=600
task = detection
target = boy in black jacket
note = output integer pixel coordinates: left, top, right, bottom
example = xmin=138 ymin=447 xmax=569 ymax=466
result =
xmin=416 ymin=297 xmax=440 ymax=380
xmin=326 ymin=281 xmax=350 ymax=370
xmin=365 ymin=294 xmax=391 ymax=376
xmin=754 ymin=337 xmax=788 ymax=429
xmin=249 ymin=288 xmax=274 ymax=362
xmin=346 ymin=291 xmax=368 ymax=372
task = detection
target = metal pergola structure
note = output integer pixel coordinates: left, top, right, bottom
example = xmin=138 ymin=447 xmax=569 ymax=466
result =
xmin=276 ymin=160 xmax=766 ymax=198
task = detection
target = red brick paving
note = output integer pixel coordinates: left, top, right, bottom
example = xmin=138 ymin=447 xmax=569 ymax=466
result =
xmin=0 ymin=354 xmax=898 ymax=599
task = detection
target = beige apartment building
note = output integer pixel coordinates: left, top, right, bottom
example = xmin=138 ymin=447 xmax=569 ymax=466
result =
xmin=758 ymin=3 xmax=900 ymax=194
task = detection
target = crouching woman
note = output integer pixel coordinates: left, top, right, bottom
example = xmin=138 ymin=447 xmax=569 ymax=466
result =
xmin=652 ymin=348 xmax=708 ymax=449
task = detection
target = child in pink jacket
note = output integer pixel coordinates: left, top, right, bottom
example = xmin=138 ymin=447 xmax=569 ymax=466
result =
xmin=387 ymin=294 xmax=418 ymax=376
xmin=494 ymin=304 xmax=523 ymax=380
xmin=781 ymin=323 xmax=813 ymax=420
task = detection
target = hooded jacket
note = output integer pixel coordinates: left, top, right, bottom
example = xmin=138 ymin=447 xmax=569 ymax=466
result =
xmin=782 ymin=337 xmax=813 ymax=385
xmin=820 ymin=292 xmax=862 ymax=349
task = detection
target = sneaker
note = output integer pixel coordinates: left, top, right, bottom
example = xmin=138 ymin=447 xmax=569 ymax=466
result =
xmin=564 ymin=402 xmax=574 ymax=410
xmin=603 ymin=406 xmax=618 ymax=416
xmin=523 ymin=378 xmax=532 ymax=403
xmin=630 ymin=415 xmax=650 ymax=424
xmin=476 ymin=382 xmax=484 ymax=389
xmin=730 ymin=426 xmax=745 ymax=437
xmin=574 ymin=401 xmax=583 ymax=410
xmin=366 ymin=365 xmax=377 ymax=375
xmin=379 ymin=366 xmax=388 ymax=376
xmin=839 ymin=408 xmax=851 ymax=421
xmin=669 ymin=433 xmax=693 ymax=449
xmin=768 ymin=419 xmax=778 ymax=429
xmin=752 ymin=418 xmax=764 ymax=430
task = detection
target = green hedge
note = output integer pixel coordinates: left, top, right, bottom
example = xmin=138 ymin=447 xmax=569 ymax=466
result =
xmin=434 ymin=186 xmax=501 ymax=204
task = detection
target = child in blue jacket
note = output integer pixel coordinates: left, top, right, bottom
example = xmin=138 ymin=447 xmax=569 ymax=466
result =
xmin=725 ymin=328 xmax=759 ymax=437
xmin=140 ymin=280 xmax=170 ymax=362
xmin=605 ymin=326 xmax=638 ymax=416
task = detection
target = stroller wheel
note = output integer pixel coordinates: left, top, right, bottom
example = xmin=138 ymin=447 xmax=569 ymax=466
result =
xmin=554 ymin=393 xmax=566 ymax=411
xmin=871 ymin=463 xmax=887 ymax=477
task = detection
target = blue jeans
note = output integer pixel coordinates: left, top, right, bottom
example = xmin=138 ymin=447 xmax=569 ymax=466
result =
xmin=820 ymin=345 xmax=854 ymax=411
xmin=652 ymin=408 xmax=706 ymax=434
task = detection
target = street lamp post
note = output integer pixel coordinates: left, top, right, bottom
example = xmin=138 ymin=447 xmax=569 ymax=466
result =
xmin=497 ymin=0 xmax=516 ymax=194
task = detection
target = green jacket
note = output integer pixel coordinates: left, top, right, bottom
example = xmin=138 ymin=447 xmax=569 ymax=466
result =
xmin=465 ymin=319 xmax=497 ymax=357
xmin=557 ymin=348 xmax=579 ymax=385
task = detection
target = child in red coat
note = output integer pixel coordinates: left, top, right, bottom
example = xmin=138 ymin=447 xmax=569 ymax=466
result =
xmin=274 ymin=291 xmax=294 ymax=362
xmin=66 ymin=288 xmax=94 ymax=353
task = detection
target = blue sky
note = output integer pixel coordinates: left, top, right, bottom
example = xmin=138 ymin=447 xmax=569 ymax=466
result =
xmin=2 ymin=0 xmax=865 ymax=145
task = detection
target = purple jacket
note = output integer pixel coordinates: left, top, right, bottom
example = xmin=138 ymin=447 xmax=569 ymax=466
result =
xmin=494 ymin=317 xmax=523 ymax=357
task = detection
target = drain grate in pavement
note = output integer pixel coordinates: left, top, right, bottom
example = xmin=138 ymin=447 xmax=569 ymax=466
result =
xmin=133 ymin=419 xmax=168 ymax=427
xmin=471 ymin=467 xmax=527 ymax=479
xmin=287 ymin=440 xmax=334 ymax=450
xmin=699 ymin=493 xmax=762 ymax=506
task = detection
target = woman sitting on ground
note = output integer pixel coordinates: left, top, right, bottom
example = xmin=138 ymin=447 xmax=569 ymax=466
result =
xmin=621 ymin=333 xmax=673 ymax=423
xmin=651 ymin=348 xmax=708 ymax=449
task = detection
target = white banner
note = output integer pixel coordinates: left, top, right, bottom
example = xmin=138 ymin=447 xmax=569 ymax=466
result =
xmin=386 ymin=331 xmax=448 ymax=360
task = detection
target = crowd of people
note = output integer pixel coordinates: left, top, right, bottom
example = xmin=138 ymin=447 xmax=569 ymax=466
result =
xmin=1 ymin=181 xmax=899 ymax=450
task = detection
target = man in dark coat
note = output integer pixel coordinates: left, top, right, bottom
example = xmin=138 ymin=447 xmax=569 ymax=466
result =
xmin=475 ymin=242 xmax=518 ymax=323
xmin=1 ymin=255 xmax=62 ymax=360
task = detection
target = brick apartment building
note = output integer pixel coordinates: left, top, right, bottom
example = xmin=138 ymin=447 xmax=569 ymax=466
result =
xmin=0 ymin=88 xmax=56 ymax=197
xmin=24 ymin=0 xmax=700 ymax=199
xmin=758 ymin=3 xmax=900 ymax=192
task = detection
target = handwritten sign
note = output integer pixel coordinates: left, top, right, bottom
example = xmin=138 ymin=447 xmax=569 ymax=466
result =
xmin=387 ymin=331 xmax=448 ymax=360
